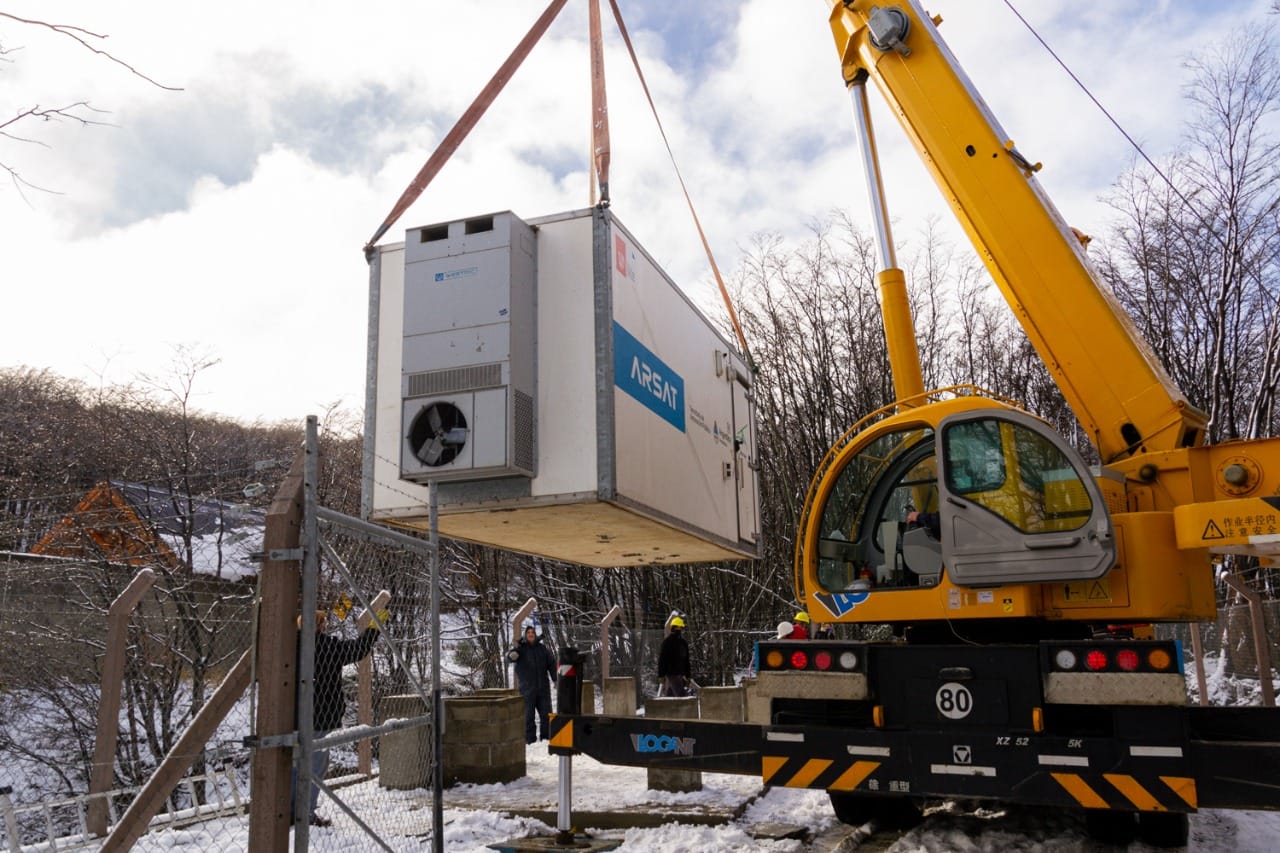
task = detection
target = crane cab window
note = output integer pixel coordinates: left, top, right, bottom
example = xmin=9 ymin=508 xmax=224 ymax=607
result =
xmin=814 ymin=427 xmax=938 ymax=593
xmin=942 ymin=418 xmax=1093 ymax=534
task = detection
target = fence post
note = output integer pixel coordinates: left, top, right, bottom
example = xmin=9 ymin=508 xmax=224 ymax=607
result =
xmin=1 ymin=785 xmax=20 ymax=853
xmin=1222 ymin=574 xmax=1276 ymax=707
xmin=247 ymin=450 xmax=306 ymax=851
xmin=358 ymin=658 xmax=373 ymax=775
xmin=512 ymin=597 xmax=538 ymax=648
xmin=87 ymin=568 xmax=157 ymax=836
xmin=356 ymin=590 xmax=391 ymax=776
xmin=599 ymin=605 xmax=621 ymax=682
xmin=1190 ymin=624 xmax=1209 ymax=707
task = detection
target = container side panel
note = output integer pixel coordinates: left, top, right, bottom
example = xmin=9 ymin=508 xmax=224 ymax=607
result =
xmin=372 ymin=245 xmax=433 ymax=514
xmin=608 ymin=220 xmax=739 ymax=544
xmin=532 ymin=214 xmax=599 ymax=497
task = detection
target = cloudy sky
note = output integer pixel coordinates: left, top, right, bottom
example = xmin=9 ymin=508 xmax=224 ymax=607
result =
xmin=0 ymin=0 xmax=1270 ymax=424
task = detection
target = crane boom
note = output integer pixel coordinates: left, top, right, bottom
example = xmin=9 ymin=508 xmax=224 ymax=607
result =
xmin=827 ymin=0 xmax=1207 ymax=462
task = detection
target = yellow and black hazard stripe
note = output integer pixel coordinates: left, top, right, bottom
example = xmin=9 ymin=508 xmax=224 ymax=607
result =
xmin=762 ymin=756 xmax=881 ymax=791
xmin=1050 ymin=772 xmax=1197 ymax=812
xmin=547 ymin=713 xmax=576 ymax=753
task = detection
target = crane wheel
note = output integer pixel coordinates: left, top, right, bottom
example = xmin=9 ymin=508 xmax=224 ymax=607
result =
xmin=828 ymin=791 xmax=922 ymax=830
xmin=1137 ymin=812 xmax=1189 ymax=848
xmin=1083 ymin=810 xmax=1136 ymax=845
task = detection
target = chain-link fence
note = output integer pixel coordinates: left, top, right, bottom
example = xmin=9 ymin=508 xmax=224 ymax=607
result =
xmin=4 ymin=518 xmax=1280 ymax=850
xmin=1159 ymin=600 xmax=1280 ymax=704
xmin=0 ymin=553 xmax=258 ymax=851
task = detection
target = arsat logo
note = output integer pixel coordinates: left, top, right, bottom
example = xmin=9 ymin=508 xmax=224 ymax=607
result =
xmin=630 ymin=733 xmax=696 ymax=756
xmin=631 ymin=358 xmax=678 ymax=411
xmin=613 ymin=321 xmax=686 ymax=433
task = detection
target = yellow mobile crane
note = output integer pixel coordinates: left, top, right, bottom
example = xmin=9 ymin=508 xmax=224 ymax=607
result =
xmin=552 ymin=2 xmax=1280 ymax=845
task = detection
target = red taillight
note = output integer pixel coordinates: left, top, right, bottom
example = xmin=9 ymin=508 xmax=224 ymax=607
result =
xmin=814 ymin=651 xmax=833 ymax=671
xmin=1116 ymin=649 xmax=1140 ymax=672
xmin=1085 ymin=649 xmax=1109 ymax=671
xmin=790 ymin=651 xmax=809 ymax=670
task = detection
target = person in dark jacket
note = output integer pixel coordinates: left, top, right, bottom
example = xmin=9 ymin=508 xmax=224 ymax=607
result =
xmin=907 ymin=509 xmax=941 ymax=539
xmin=295 ymin=610 xmax=382 ymax=827
xmin=508 ymin=626 xmax=557 ymax=743
xmin=657 ymin=616 xmax=692 ymax=697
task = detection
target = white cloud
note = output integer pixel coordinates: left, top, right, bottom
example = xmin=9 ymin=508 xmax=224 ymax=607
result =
xmin=1 ymin=0 xmax=1272 ymax=422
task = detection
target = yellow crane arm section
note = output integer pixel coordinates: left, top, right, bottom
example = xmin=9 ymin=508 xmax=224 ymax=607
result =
xmin=826 ymin=1 xmax=1207 ymax=462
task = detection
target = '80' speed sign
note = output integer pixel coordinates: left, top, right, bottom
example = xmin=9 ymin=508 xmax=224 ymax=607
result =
xmin=935 ymin=682 xmax=974 ymax=719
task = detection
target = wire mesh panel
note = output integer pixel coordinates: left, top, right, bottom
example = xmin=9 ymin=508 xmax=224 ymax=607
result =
xmin=0 ymin=554 xmax=258 ymax=851
xmin=1159 ymin=600 xmax=1280 ymax=705
xmin=286 ymin=488 xmax=441 ymax=852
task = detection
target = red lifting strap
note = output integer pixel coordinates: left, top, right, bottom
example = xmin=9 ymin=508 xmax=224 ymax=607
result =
xmin=589 ymin=0 xmax=611 ymax=204
xmin=363 ymin=0 xmax=569 ymax=254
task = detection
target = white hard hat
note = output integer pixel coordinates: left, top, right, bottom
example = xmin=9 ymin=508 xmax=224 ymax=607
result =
xmin=776 ymin=621 xmax=794 ymax=639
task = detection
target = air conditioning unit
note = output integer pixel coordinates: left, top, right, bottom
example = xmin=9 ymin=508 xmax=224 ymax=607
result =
xmin=399 ymin=212 xmax=536 ymax=482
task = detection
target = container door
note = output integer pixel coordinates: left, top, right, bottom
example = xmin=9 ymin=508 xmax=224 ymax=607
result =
xmin=937 ymin=408 xmax=1115 ymax=586
xmin=731 ymin=371 xmax=759 ymax=547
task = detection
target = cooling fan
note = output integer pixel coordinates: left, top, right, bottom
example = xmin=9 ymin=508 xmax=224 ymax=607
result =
xmin=407 ymin=402 xmax=469 ymax=467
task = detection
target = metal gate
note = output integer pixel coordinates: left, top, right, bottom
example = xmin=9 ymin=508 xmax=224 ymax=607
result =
xmin=288 ymin=416 xmax=445 ymax=853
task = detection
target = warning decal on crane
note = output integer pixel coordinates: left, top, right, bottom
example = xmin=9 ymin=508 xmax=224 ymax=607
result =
xmin=812 ymin=590 xmax=869 ymax=618
xmin=1202 ymin=520 xmax=1226 ymax=540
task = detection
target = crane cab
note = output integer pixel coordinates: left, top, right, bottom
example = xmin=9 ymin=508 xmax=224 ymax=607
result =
xmin=798 ymin=396 xmax=1117 ymax=630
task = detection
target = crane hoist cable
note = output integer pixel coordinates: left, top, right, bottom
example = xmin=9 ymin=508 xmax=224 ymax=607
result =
xmin=1002 ymin=0 xmax=1224 ymax=256
xmin=605 ymin=0 xmax=752 ymax=364
xmin=362 ymin=0 xmax=569 ymax=255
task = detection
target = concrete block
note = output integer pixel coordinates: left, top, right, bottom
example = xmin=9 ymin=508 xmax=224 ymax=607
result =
xmin=441 ymin=690 xmax=526 ymax=787
xmin=699 ymin=686 xmax=744 ymax=722
xmin=490 ymin=740 xmax=526 ymax=767
xmin=581 ymin=681 xmax=596 ymax=713
xmin=644 ymin=696 xmax=701 ymax=793
xmin=377 ymin=694 xmax=431 ymax=790
xmin=450 ymin=721 xmax=509 ymax=745
xmin=446 ymin=701 xmax=496 ymax=725
xmin=603 ymin=677 xmax=637 ymax=717
xmin=444 ymin=742 xmax=493 ymax=767
xmin=741 ymin=677 xmax=770 ymax=724
xmin=644 ymin=696 xmax=699 ymax=720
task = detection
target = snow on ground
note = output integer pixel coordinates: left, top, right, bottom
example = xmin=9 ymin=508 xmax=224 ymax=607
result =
xmin=97 ymin=652 xmax=1280 ymax=851
xmin=130 ymin=742 xmax=1280 ymax=852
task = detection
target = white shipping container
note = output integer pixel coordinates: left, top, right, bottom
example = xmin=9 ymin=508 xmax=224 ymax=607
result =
xmin=364 ymin=207 xmax=760 ymax=567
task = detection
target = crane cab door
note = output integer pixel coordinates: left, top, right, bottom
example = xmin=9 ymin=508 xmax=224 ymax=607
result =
xmin=936 ymin=409 xmax=1115 ymax=586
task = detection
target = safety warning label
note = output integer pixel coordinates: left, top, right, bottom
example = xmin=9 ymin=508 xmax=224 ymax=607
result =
xmin=1202 ymin=514 xmax=1278 ymax=540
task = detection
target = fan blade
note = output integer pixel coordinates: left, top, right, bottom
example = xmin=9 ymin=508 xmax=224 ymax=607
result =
xmin=417 ymin=437 xmax=443 ymax=465
xmin=428 ymin=405 xmax=443 ymax=432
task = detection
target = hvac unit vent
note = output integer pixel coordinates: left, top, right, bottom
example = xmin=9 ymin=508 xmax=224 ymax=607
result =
xmin=399 ymin=212 xmax=536 ymax=482
xmin=406 ymin=363 xmax=504 ymax=398
xmin=513 ymin=389 xmax=535 ymax=473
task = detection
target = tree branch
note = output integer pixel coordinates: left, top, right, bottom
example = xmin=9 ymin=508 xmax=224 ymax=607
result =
xmin=0 ymin=12 xmax=182 ymax=91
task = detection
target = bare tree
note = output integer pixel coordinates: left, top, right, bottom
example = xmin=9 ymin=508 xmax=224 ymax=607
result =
xmin=1099 ymin=26 xmax=1280 ymax=443
xmin=0 ymin=11 xmax=179 ymax=197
